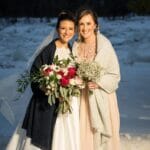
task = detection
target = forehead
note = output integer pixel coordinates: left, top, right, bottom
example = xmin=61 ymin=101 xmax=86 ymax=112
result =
xmin=59 ymin=20 xmax=75 ymax=26
xmin=79 ymin=14 xmax=95 ymax=23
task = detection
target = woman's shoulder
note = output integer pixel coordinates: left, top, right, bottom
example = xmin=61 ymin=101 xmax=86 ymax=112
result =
xmin=97 ymin=32 xmax=112 ymax=47
xmin=72 ymin=40 xmax=79 ymax=53
xmin=41 ymin=39 xmax=57 ymax=54
xmin=72 ymin=40 xmax=79 ymax=47
xmin=97 ymin=32 xmax=117 ymax=57
xmin=45 ymin=39 xmax=57 ymax=49
xmin=72 ymin=40 xmax=79 ymax=56
xmin=98 ymin=32 xmax=115 ymax=50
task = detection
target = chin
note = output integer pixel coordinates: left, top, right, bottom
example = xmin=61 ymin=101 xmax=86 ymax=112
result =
xmin=81 ymin=33 xmax=91 ymax=39
xmin=65 ymin=38 xmax=70 ymax=42
xmin=61 ymin=39 xmax=69 ymax=43
xmin=82 ymin=35 xmax=91 ymax=40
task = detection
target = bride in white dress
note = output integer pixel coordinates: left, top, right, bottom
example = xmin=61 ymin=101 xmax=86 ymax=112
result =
xmin=51 ymin=47 xmax=80 ymax=150
xmin=6 ymin=11 xmax=80 ymax=150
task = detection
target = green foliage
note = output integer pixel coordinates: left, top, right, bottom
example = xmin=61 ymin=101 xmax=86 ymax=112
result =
xmin=16 ymin=71 xmax=30 ymax=93
xmin=16 ymin=70 xmax=41 ymax=93
xmin=53 ymin=54 xmax=75 ymax=68
xmin=128 ymin=0 xmax=150 ymax=15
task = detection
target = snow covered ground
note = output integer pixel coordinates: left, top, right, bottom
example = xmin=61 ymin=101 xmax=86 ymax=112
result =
xmin=0 ymin=16 xmax=150 ymax=150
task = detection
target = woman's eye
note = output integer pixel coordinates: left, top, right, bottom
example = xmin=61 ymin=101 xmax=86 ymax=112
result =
xmin=59 ymin=26 xmax=65 ymax=29
xmin=79 ymin=23 xmax=84 ymax=26
xmin=87 ymin=22 xmax=91 ymax=25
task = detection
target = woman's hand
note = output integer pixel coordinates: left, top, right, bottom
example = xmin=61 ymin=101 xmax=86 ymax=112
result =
xmin=88 ymin=81 xmax=100 ymax=89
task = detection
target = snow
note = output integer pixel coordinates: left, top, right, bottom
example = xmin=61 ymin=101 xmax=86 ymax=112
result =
xmin=0 ymin=16 xmax=150 ymax=150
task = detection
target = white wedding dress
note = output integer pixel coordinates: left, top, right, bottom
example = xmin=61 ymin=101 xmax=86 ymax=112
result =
xmin=6 ymin=47 xmax=80 ymax=150
xmin=51 ymin=47 xmax=80 ymax=150
xmin=51 ymin=96 xmax=80 ymax=150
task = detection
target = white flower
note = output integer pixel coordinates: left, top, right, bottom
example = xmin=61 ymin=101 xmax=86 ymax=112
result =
xmin=68 ymin=63 xmax=75 ymax=67
xmin=46 ymin=85 xmax=51 ymax=89
xmin=59 ymin=60 xmax=63 ymax=64
xmin=78 ymin=84 xmax=85 ymax=89
xmin=49 ymin=71 xmax=54 ymax=76
xmin=54 ymin=66 xmax=60 ymax=72
xmin=62 ymin=68 xmax=68 ymax=76
xmin=56 ymin=74 xmax=62 ymax=79
xmin=43 ymin=64 xmax=49 ymax=69
xmin=50 ymin=82 xmax=55 ymax=88
xmin=50 ymin=64 xmax=60 ymax=71
xmin=44 ymin=76 xmax=49 ymax=80
xmin=69 ymin=78 xmax=76 ymax=85
xmin=77 ymin=61 xmax=101 ymax=82
xmin=45 ymin=90 xmax=51 ymax=95
xmin=51 ymin=87 xmax=55 ymax=91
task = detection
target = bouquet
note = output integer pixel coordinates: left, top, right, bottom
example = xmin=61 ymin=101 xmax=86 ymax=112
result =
xmin=17 ymin=55 xmax=80 ymax=114
xmin=77 ymin=61 xmax=102 ymax=88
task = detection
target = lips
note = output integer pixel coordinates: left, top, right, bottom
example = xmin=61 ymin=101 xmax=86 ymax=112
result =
xmin=64 ymin=36 xmax=70 ymax=38
xmin=81 ymin=31 xmax=91 ymax=37
xmin=63 ymin=35 xmax=71 ymax=39
xmin=83 ymin=32 xmax=89 ymax=35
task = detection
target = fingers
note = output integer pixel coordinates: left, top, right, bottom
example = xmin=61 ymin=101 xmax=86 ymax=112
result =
xmin=88 ymin=82 xmax=98 ymax=89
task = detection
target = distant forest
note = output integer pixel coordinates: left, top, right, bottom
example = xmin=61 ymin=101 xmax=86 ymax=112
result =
xmin=0 ymin=0 xmax=150 ymax=18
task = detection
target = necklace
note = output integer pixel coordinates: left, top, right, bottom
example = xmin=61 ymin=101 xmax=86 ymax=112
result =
xmin=78 ymin=41 xmax=96 ymax=61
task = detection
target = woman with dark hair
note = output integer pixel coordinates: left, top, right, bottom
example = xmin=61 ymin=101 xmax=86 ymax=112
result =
xmin=73 ymin=9 xmax=121 ymax=150
xmin=7 ymin=11 xmax=77 ymax=150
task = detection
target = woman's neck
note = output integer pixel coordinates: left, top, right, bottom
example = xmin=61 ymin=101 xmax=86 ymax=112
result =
xmin=55 ymin=39 xmax=68 ymax=48
xmin=82 ymin=33 xmax=96 ymax=44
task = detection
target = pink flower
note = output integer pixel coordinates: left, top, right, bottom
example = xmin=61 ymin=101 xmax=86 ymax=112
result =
xmin=75 ymin=76 xmax=83 ymax=85
xmin=42 ymin=67 xmax=52 ymax=76
xmin=60 ymin=76 xmax=69 ymax=87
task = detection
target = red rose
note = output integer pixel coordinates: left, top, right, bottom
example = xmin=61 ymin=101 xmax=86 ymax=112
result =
xmin=43 ymin=67 xmax=52 ymax=76
xmin=67 ymin=67 xmax=76 ymax=78
xmin=57 ymin=70 xmax=64 ymax=77
xmin=60 ymin=76 xmax=69 ymax=87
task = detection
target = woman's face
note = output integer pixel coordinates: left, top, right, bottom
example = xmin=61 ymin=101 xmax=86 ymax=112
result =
xmin=58 ymin=20 xmax=75 ymax=43
xmin=78 ymin=14 xmax=96 ymax=40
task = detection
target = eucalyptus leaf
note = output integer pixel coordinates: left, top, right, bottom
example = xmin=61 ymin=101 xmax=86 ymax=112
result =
xmin=48 ymin=95 xmax=52 ymax=105
xmin=55 ymin=89 xmax=59 ymax=98
xmin=51 ymin=94 xmax=55 ymax=104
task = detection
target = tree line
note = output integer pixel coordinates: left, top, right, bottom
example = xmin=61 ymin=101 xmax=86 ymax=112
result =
xmin=0 ymin=0 xmax=150 ymax=18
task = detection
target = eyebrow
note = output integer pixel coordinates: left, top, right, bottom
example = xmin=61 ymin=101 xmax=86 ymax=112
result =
xmin=79 ymin=21 xmax=91 ymax=24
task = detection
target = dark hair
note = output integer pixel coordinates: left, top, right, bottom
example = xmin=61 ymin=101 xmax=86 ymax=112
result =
xmin=76 ymin=8 xmax=98 ymax=30
xmin=56 ymin=11 xmax=75 ymax=29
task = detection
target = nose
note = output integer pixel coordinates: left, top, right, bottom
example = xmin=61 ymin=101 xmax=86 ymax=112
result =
xmin=64 ymin=29 xmax=69 ymax=35
xmin=82 ymin=24 xmax=87 ymax=31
